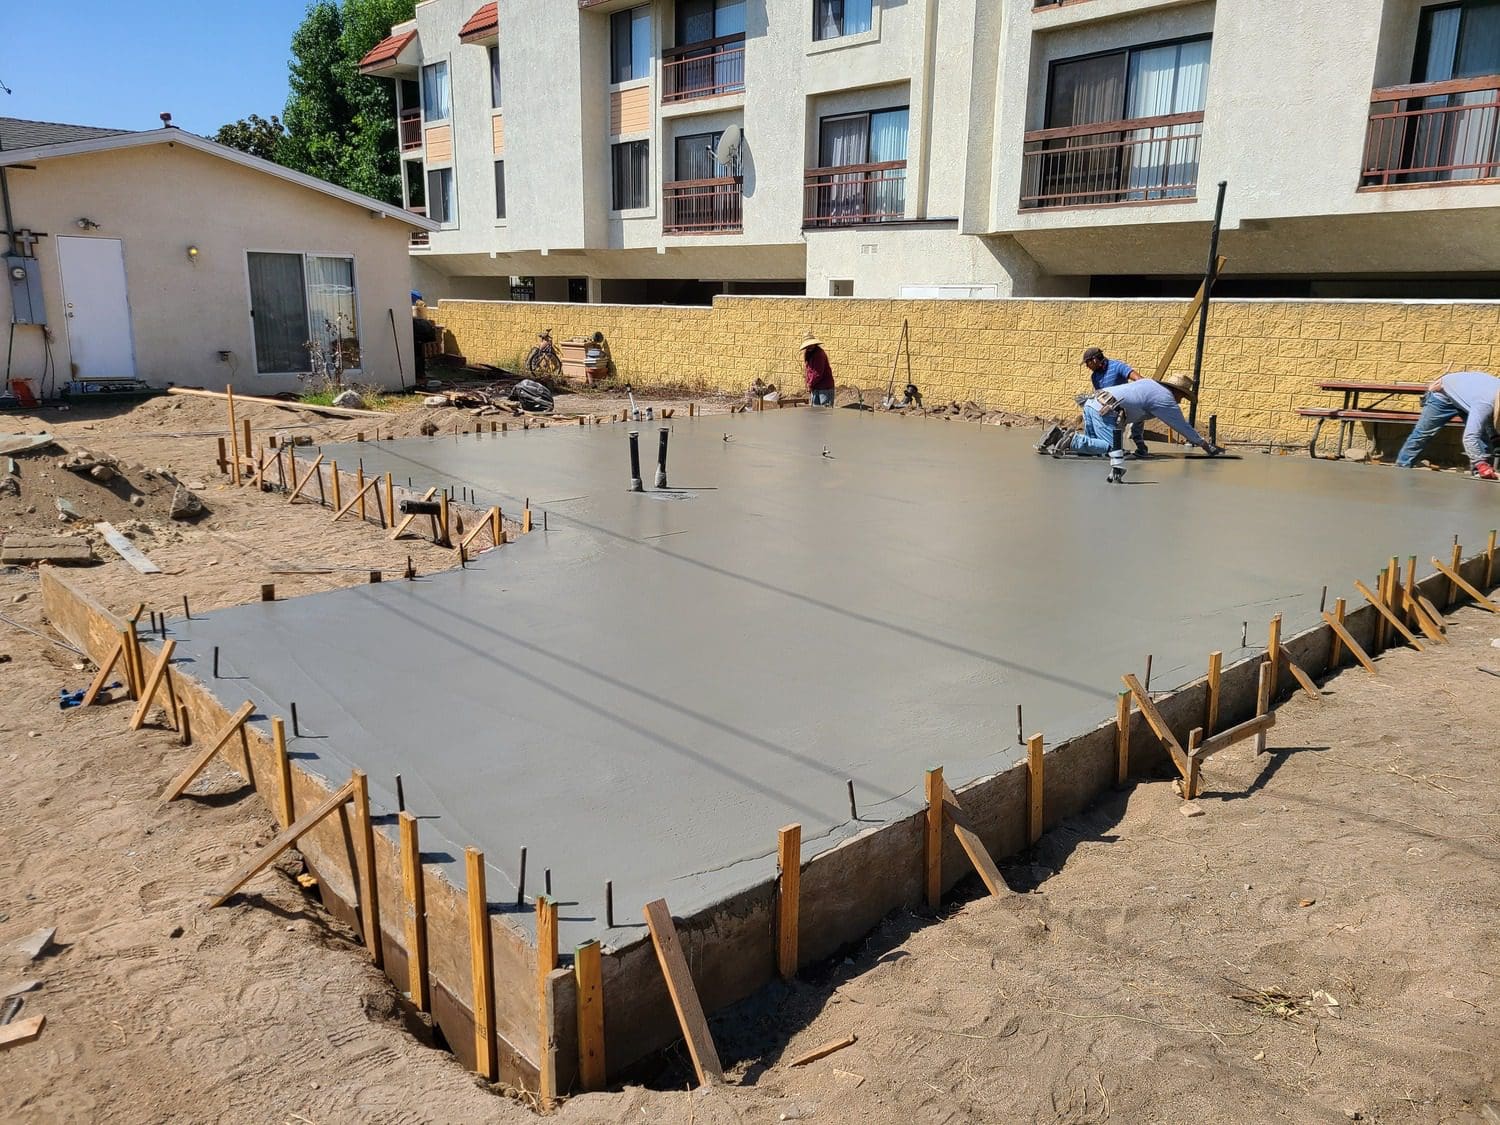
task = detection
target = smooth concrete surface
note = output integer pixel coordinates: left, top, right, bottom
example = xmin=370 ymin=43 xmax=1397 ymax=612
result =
xmin=166 ymin=410 xmax=1498 ymax=949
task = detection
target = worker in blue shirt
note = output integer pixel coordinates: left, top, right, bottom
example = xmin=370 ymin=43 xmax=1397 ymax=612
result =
xmin=1082 ymin=347 xmax=1137 ymax=391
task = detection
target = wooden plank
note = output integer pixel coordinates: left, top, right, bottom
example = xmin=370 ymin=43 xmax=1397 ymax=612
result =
xmin=1185 ymin=728 xmax=1203 ymax=800
xmin=123 ymin=619 xmax=144 ymax=700
xmin=356 ymin=465 xmax=366 ymax=521
xmin=1267 ymin=614 xmax=1282 ymax=698
xmin=1280 ymin=653 xmax=1323 ymax=699
xmin=1115 ymin=690 xmax=1130 ymax=785
xmin=1417 ymin=593 xmax=1447 ymax=634
xmin=330 ymin=461 xmax=342 ymax=512
xmin=205 ymin=778 xmax=356 ymax=906
xmin=1 ymin=537 xmax=94 ymax=564
xmin=227 ymin=384 xmax=241 ymax=486
xmin=1122 ymin=674 xmax=1190 ymax=780
xmin=1151 ymin=255 xmax=1227 ymax=382
xmin=575 ymin=939 xmax=606 ymax=1092
xmin=1487 ymin=529 xmax=1496 ymax=590
xmin=466 ymin=847 xmax=498 ymax=1081
xmin=1329 ymin=597 xmax=1346 ymax=667
xmin=398 ymin=812 xmax=430 ymax=1012
xmin=1409 ymin=595 xmax=1448 ymax=644
xmin=391 ymin=487 xmax=439 ymax=540
xmin=1026 ymin=735 xmax=1044 ymax=844
xmin=1404 ymin=556 xmax=1418 ymax=629
xmin=1431 ymin=556 xmax=1500 ymax=613
xmin=787 ymin=1034 xmax=858 ymax=1068
xmin=642 ymin=898 xmax=723 ymax=1086
xmin=940 ymin=783 xmax=1008 ymax=897
xmin=168 ymin=384 xmax=386 ymax=419
xmin=272 ymin=718 xmax=294 ymax=828
xmin=95 ymin=522 xmax=161 ymax=574
xmin=537 ymin=895 xmax=559 ymax=1109
xmin=128 ymin=639 xmax=176 ymax=729
xmin=331 ymin=475 xmax=380 ymax=522
xmin=1205 ymin=650 xmax=1222 ymax=735
xmin=1354 ymin=579 xmax=1425 ymax=650
xmin=1323 ymin=611 xmax=1377 ymax=675
xmin=776 ymin=824 xmax=801 ymax=979
xmin=285 ymin=454 xmax=324 ymax=504
xmin=352 ymin=771 xmax=383 ymax=969
xmin=0 ymin=1014 xmax=45 ymax=1050
xmin=924 ymin=767 xmax=943 ymax=908
xmin=1253 ymin=660 xmax=1274 ymax=755
xmin=1447 ymin=542 xmax=1463 ymax=608
xmin=162 ymin=700 xmax=255 ymax=801
xmin=1192 ymin=713 xmax=1275 ymax=763
xmin=460 ymin=513 xmax=495 ymax=550
xmin=81 ymin=638 xmax=124 ymax=706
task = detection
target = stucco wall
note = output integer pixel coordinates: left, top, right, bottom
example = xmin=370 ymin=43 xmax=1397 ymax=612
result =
xmin=1 ymin=141 xmax=417 ymax=395
xmin=432 ymin=294 xmax=1500 ymax=443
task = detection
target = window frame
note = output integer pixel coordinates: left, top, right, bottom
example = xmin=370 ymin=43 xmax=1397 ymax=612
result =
xmin=421 ymin=59 xmax=451 ymax=124
xmin=1413 ymin=0 xmax=1500 ymax=81
xmin=1043 ymin=33 xmax=1212 ymax=128
xmin=426 ymin=166 xmax=458 ymax=227
xmin=244 ymin=250 xmax=363 ymax=378
xmin=611 ymin=5 xmax=652 ymax=84
xmin=611 ymin=139 xmax=651 ymax=211
xmin=816 ymin=105 xmax=910 ymax=167
xmin=489 ymin=44 xmax=503 ymax=109
xmin=812 ymin=0 xmax=876 ymax=44
xmin=494 ymin=160 xmax=507 ymax=221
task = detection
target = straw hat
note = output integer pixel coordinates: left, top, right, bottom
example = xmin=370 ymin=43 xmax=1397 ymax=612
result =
xmin=800 ymin=333 xmax=822 ymax=352
xmin=1160 ymin=372 xmax=1197 ymax=401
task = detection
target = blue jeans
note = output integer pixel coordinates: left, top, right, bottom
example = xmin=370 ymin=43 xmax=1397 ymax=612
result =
xmin=810 ymin=387 xmax=834 ymax=406
xmin=1395 ymin=391 xmax=1464 ymax=467
xmin=1070 ymin=401 xmax=1122 ymax=456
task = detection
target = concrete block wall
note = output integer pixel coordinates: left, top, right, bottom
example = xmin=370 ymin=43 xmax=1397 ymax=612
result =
xmin=433 ymin=297 xmax=1500 ymax=445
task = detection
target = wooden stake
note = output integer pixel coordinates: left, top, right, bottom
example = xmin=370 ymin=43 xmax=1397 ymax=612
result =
xmin=940 ymin=782 xmax=1008 ymax=897
xmin=1253 ymin=661 xmax=1274 ymax=753
xmin=465 ymin=847 xmax=498 ymax=1081
xmin=491 ymin=506 xmax=503 ymax=546
xmin=1322 ymin=611 xmax=1377 ymax=675
xmin=399 ymin=812 xmax=430 ymax=1012
xmin=356 ymin=464 xmax=367 ymax=521
xmin=522 ymin=508 xmax=533 ymax=535
xmin=285 ymin=454 xmax=324 ymax=504
xmin=1279 ymin=653 xmax=1322 ymax=700
xmin=777 ymin=824 xmax=801 ymax=979
xmin=642 ymin=898 xmax=723 ymax=1086
xmin=1405 ymin=556 xmax=1418 ymax=628
xmin=1205 ymin=650 xmax=1222 ymax=735
xmin=1027 ymin=734 xmax=1044 ymax=845
xmin=331 ymin=475 xmax=380 ymax=522
xmin=1447 ymin=541 xmax=1463 ymax=608
xmin=439 ymin=491 xmax=451 ymax=546
xmin=1267 ymin=614 xmax=1282 ymax=698
xmin=575 ymin=939 xmax=606 ymax=1091
xmin=1409 ymin=594 xmax=1448 ymax=644
xmin=1115 ymin=690 xmax=1130 ymax=785
xmin=1185 ymin=728 xmax=1203 ymax=800
xmin=226 ymin=384 xmax=241 ymax=486
xmin=177 ymin=704 xmax=192 ymax=746
xmin=128 ymin=639 xmax=176 ymax=730
xmin=352 ymin=770 xmax=383 ymax=968
xmin=329 ymin=462 xmax=342 ymax=512
xmin=924 ymin=767 xmax=943 ymax=908
xmin=1330 ymin=597 xmax=1346 ymax=667
xmin=1487 ymin=530 xmax=1496 ymax=590
xmin=122 ymin=620 xmax=143 ymax=701
xmin=272 ymin=717 xmax=294 ymax=828
xmin=82 ymin=638 xmax=124 ymax=706
xmin=1353 ymin=579 xmax=1425 ymax=650
xmin=162 ymin=700 xmax=255 ymax=801
xmin=385 ymin=474 xmax=395 ymax=529
xmin=537 ymin=895 xmax=559 ymax=1108
xmin=1431 ymin=555 xmax=1499 ymax=613
xmin=241 ymin=418 xmax=252 ymax=467
xmin=1122 ymin=674 xmax=1190 ymax=781
xmin=1388 ymin=555 xmax=1403 ymax=621
xmin=205 ymin=777 xmax=356 ymax=907
xmin=1374 ymin=566 xmax=1390 ymax=650
xmin=216 ymin=436 xmax=228 ymax=475
xmin=260 ymin=583 xmax=275 ymax=602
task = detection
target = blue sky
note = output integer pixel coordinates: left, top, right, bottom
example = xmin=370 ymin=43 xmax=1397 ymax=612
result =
xmin=1 ymin=1 xmax=314 ymax=136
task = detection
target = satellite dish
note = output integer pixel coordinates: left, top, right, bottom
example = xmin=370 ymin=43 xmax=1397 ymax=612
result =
xmin=713 ymin=125 xmax=742 ymax=169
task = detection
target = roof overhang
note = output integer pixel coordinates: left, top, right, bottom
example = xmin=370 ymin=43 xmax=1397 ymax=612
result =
xmin=0 ymin=129 xmax=439 ymax=232
xmin=459 ymin=3 xmax=499 ymax=44
xmin=359 ymin=27 xmax=420 ymax=76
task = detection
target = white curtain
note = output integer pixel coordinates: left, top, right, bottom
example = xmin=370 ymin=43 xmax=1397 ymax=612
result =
xmin=1124 ymin=40 xmax=1210 ymax=199
xmin=815 ymin=0 xmax=870 ymax=40
xmin=305 ymin=256 xmax=359 ymax=371
xmin=422 ymin=61 xmax=449 ymax=122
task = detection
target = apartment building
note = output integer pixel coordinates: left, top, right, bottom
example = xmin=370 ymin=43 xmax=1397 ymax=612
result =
xmin=362 ymin=0 xmax=1500 ymax=303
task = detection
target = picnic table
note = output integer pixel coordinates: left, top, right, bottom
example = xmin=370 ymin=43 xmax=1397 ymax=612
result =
xmin=1297 ymin=379 xmax=1455 ymax=458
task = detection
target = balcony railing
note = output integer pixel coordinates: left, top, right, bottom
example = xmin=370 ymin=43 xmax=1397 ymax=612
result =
xmin=662 ymin=34 xmax=746 ymax=103
xmin=1020 ymin=110 xmax=1203 ymax=209
xmin=399 ymin=109 xmax=422 ymax=152
xmin=803 ymin=161 xmax=907 ymax=227
xmin=663 ymin=176 xmax=743 ymax=234
xmin=407 ymin=204 xmax=429 ymax=248
xmin=1361 ymin=75 xmax=1500 ymax=188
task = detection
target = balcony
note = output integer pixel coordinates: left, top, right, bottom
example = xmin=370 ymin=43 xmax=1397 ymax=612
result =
xmin=802 ymin=162 xmax=907 ymax=227
xmin=662 ymin=35 xmax=745 ymax=103
xmin=1020 ymin=111 xmax=1203 ymax=209
xmin=663 ymin=177 xmax=743 ymax=234
xmin=1361 ymin=76 xmax=1500 ymax=189
xmin=399 ymin=109 xmax=422 ymax=152
xmin=407 ymin=205 xmax=429 ymax=248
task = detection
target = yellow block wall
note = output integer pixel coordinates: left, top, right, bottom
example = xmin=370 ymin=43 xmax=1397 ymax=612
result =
xmin=433 ymin=297 xmax=1500 ymax=443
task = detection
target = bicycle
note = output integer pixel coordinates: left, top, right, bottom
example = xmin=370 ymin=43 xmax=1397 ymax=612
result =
xmin=526 ymin=328 xmax=562 ymax=379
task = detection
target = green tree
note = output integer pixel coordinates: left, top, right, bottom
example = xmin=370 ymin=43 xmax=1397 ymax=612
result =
xmin=281 ymin=0 xmax=414 ymax=204
xmin=212 ymin=114 xmax=287 ymax=162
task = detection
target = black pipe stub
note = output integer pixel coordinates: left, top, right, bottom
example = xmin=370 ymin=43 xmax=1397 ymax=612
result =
xmin=627 ymin=430 xmax=644 ymax=492
xmin=655 ymin=426 xmax=669 ymax=489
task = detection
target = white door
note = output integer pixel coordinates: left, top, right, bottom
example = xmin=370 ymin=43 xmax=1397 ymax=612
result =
xmin=57 ymin=236 xmax=136 ymax=379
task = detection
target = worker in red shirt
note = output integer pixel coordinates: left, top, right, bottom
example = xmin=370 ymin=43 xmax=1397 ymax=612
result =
xmin=801 ymin=333 xmax=836 ymax=407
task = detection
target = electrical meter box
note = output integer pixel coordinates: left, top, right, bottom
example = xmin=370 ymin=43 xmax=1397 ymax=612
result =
xmin=6 ymin=256 xmax=46 ymax=325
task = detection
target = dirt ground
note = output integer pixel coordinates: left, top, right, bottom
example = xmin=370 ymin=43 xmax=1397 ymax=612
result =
xmin=1 ymin=393 xmax=1496 ymax=1124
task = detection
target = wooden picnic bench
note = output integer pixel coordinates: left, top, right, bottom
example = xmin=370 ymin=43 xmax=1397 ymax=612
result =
xmin=1297 ymin=380 xmax=1458 ymax=457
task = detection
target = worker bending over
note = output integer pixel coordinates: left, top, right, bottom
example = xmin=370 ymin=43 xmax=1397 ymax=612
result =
xmin=1394 ymin=370 xmax=1500 ymax=480
xmin=1040 ymin=372 xmax=1223 ymax=458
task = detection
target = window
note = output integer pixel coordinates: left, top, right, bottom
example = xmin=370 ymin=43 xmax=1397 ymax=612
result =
xmin=612 ymin=140 xmax=649 ymax=209
xmin=818 ymin=107 xmax=908 ymax=167
xmin=421 ymin=61 xmax=450 ymax=122
xmin=611 ymin=6 xmax=651 ymax=83
xmin=404 ymin=160 xmax=426 ymax=211
xmin=1414 ymin=0 xmax=1500 ymax=82
xmin=489 ymin=45 xmax=503 ymax=108
xmin=676 ymin=0 xmax=745 ymax=45
xmin=814 ymin=0 xmax=873 ymax=41
xmin=494 ymin=161 xmax=506 ymax=219
xmin=1045 ymin=38 xmax=1211 ymax=129
xmin=427 ymin=166 xmax=457 ymax=225
xmin=675 ymin=131 xmax=733 ymax=180
xmin=1395 ymin=1 xmax=1500 ymax=182
xmin=809 ymin=108 xmax=907 ymax=223
xmin=247 ymin=253 xmax=359 ymax=375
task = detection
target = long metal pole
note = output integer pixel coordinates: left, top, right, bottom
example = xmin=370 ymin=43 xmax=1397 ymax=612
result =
xmin=1188 ymin=180 xmax=1228 ymax=428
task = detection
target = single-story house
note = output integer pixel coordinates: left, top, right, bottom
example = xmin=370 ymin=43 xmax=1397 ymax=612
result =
xmin=0 ymin=117 xmax=437 ymax=397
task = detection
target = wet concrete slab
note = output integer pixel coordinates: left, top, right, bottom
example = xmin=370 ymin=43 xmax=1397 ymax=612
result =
xmin=166 ymin=410 xmax=1498 ymax=948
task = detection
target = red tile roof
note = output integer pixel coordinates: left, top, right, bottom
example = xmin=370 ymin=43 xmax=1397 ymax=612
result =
xmin=458 ymin=3 xmax=499 ymax=42
xmin=358 ymin=29 xmax=417 ymax=72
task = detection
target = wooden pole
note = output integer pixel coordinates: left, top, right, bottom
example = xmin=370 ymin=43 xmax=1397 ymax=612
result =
xmin=1185 ymin=728 xmax=1203 ymax=800
xmin=1487 ymin=530 xmax=1496 ymax=590
xmin=522 ymin=507 xmax=533 ymax=535
xmin=1374 ymin=567 xmax=1390 ymax=651
xmin=385 ymin=473 xmax=395 ymax=530
xmin=226 ymin=385 xmax=241 ymax=486
xmin=1252 ymin=661 xmax=1274 ymax=754
xmin=537 ymin=895 xmax=559 ymax=1109
xmin=776 ymin=824 xmax=801 ymax=979
xmin=1027 ymin=734 xmax=1044 ymax=845
xmin=1115 ymin=690 xmax=1130 ymax=785
xmin=329 ymin=461 xmax=342 ymax=512
xmin=356 ymin=464 xmax=367 ymax=522
xmin=241 ymin=418 xmax=252 ymax=469
xmin=465 ymin=847 xmax=498 ymax=1081
xmin=352 ymin=771 xmax=383 ymax=969
xmin=439 ymin=491 xmax=451 ymax=546
xmin=491 ymin=506 xmax=503 ymax=547
xmin=924 ymin=767 xmax=943 ymax=908
xmin=1205 ymin=650 xmax=1222 ymax=735
xmin=1330 ymin=596 xmax=1346 ymax=667
xmin=1388 ymin=556 xmax=1403 ymax=621
xmin=575 ymin=939 xmax=606 ymax=1091
xmin=216 ymin=437 xmax=228 ymax=475
xmin=1405 ymin=556 xmax=1418 ymax=628
xmin=642 ymin=898 xmax=723 ymax=1086
xmin=128 ymin=639 xmax=176 ymax=730
xmin=1448 ymin=541 xmax=1463 ymax=608
xmin=1267 ymin=614 xmax=1282 ymax=698
xmin=399 ymin=812 xmax=430 ymax=1012
xmin=272 ymin=717 xmax=293 ymax=828
xmin=122 ymin=621 xmax=143 ymax=701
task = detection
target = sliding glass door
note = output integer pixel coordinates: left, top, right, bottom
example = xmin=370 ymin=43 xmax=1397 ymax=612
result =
xmin=247 ymin=252 xmax=360 ymax=376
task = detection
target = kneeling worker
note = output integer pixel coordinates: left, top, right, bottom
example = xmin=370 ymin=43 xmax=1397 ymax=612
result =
xmin=1041 ymin=373 xmax=1223 ymax=458
xmin=1394 ymin=370 xmax=1499 ymax=479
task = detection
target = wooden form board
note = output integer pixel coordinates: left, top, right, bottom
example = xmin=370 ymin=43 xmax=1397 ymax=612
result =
xmin=95 ymin=522 xmax=161 ymax=574
xmin=642 ymin=898 xmax=723 ymax=1086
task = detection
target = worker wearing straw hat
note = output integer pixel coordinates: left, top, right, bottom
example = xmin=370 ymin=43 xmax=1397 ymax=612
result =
xmin=1395 ymin=370 xmax=1500 ymax=479
xmin=1041 ymin=372 xmax=1222 ymax=458
xmin=801 ymin=332 xmax=836 ymax=407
